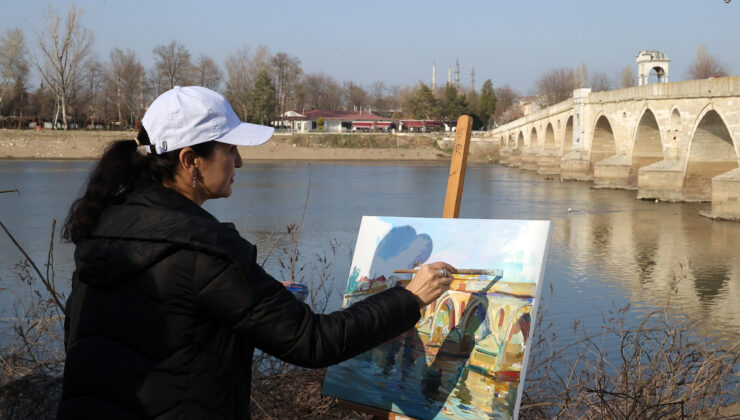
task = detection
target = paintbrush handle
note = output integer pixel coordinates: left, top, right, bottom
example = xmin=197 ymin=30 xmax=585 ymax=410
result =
xmin=393 ymin=269 xmax=503 ymax=276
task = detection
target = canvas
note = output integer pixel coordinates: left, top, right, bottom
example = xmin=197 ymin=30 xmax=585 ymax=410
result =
xmin=322 ymin=216 xmax=553 ymax=420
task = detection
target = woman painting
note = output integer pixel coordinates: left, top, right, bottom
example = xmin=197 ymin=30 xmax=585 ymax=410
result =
xmin=58 ymin=86 xmax=454 ymax=419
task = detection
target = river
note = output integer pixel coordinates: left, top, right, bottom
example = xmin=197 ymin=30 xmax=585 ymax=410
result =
xmin=1 ymin=159 xmax=739 ymax=350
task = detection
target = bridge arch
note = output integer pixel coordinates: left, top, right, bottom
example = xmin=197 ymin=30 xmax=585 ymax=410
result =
xmin=529 ymin=126 xmax=539 ymax=149
xmin=589 ymin=114 xmax=618 ymax=164
xmin=683 ymin=105 xmax=739 ymax=201
xmin=630 ymin=107 xmax=665 ymax=185
xmin=544 ymin=122 xmax=556 ymax=150
xmin=516 ymin=131 xmax=525 ymax=149
xmin=562 ymin=115 xmax=574 ymax=154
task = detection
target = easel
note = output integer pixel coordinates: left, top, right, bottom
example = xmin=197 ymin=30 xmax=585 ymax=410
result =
xmin=336 ymin=115 xmax=474 ymax=420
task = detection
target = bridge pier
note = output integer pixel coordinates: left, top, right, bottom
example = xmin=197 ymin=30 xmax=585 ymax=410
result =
xmin=537 ymin=151 xmax=561 ymax=175
xmin=636 ymin=160 xmax=684 ymax=201
xmin=560 ymin=151 xmax=592 ymax=181
xmin=593 ymin=155 xmax=633 ymax=189
xmin=508 ymin=149 xmax=522 ymax=167
xmin=498 ymin=148 xmax=512 ymax=165
xmin=521 ymin=150 xmax=539 ymax=171
xmin=700 ymin=168 xmax=740 ymax=221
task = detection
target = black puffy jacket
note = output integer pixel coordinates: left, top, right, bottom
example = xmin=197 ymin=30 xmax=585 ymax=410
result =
xmin=59 ymin=186 xmax=421 ymax=419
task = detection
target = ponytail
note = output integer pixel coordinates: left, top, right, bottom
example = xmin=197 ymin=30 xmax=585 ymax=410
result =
xmin=62 ymin=128 xmax=216 ymax=243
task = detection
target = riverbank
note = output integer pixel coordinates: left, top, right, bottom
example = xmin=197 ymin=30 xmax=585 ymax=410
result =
xmin=0 ymin=129 xmax=499 ymax=162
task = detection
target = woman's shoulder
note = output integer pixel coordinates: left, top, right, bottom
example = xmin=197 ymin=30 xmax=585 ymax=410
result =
xmin=93 ymin=186 xmax=257 ymax=267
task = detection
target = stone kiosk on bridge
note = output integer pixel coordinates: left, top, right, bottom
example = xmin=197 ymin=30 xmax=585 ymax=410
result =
xmin=492 ymin=75 xmax=740 ymax=221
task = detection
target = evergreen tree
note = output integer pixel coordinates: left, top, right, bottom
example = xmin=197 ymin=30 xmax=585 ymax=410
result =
xmin=442 ymin=84 xmax=468 ymax=120
xmin=478 ymin=79 xmax=497 ymax=129
xmin=249 ymin=70 xmax=276 ymax=125
xmin=406 ymin=83 xmax=439 ymax=119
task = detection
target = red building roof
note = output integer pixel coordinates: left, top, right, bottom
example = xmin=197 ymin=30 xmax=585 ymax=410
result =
xmin=286 ymin=110 xmax=388 ymax=121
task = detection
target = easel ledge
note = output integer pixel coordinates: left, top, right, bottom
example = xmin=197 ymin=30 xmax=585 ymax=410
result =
xmin=333 ymin=115 xmax=473 ymax=420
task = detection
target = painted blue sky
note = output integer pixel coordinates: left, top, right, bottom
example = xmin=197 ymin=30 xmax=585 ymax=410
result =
xmin=351 ymin=216 xmax=552 ymax=284
xmin=4 ymin=0 xmax=738 ymax=93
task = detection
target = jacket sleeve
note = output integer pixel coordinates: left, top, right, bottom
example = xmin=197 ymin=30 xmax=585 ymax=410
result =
xmin=193 ymin=253 xmax=422 ymax=368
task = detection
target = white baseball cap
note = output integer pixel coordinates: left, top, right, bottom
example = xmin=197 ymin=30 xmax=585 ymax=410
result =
xmin=141 ymin=86 xmax=274 ymax=154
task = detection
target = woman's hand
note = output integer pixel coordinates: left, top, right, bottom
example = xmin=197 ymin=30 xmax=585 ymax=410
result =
xmin=404 ymin=262 xmax=456 ymax=307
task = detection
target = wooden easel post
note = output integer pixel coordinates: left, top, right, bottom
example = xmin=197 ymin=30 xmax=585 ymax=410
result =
xmin=443 ymin=115 xmax=473 ymax=218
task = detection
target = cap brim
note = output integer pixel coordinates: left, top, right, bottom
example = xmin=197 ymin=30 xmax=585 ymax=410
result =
xmin=218 ymin=122 xmax=274 ymax=147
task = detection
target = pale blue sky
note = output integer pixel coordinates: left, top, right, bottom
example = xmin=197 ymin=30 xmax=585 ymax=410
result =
xmin=3 ymin=0 xmax=738 ymax=93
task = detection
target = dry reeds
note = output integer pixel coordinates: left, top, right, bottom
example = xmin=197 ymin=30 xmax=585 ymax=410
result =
xmin=521 ymin=283 xmax=740 ymax=419
xmin=0 ymin=220 xmax=65 ymax=419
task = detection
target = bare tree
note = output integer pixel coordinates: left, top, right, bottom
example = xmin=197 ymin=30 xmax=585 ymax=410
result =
xmin=297 ymin=73 xmax=342 ymax=111
xmin=109 ymin=48 xmax=146 ymax=128
xmin=27 ymin=5 xmax=93 ymax=129
xmin=194 ymin=55 xmax=223 ymax=91
xmin=224 ymin=46 xmax=254 ymax=121
xmin=270 ymin=52 xmax=302 ymax=119
xmin=536 ymin=68 xmax=575 ymax=107
xmin=620 ymin=65 xmax=636 ymax=88
xmin=0 ymin=28 xmax=29 ymax=119
xmin=369 ymin=81 xmax=385 ymax=110
xmin=493 ymin=85 xmax=520 ymax=124
xmin=590 ymin=71 xmax=612 ymax=92
xmin=152 ymin=41 xmax=193 ymax=91
xmin=79 ymin=57 xmax=105 ymax=126
xmin=224 ymin=45 xmax=277 ymax=120
xmin=387 ymin=84 xmax=402 ymax=114
xmin=344 ymin=81 xmax=368 ymax=111
xmin=688 ymin=45 xmax=729 ymax=80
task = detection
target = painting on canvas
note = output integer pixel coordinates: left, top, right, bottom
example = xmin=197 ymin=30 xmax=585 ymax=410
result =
xmin=322 ymin=216 xmax=552 ymax=419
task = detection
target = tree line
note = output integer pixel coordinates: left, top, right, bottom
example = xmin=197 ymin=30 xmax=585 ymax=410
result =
xmin=0 ymin=5 xmax=500 ymax=131
xmin=0 ymin=5 xmax=731 ymax=131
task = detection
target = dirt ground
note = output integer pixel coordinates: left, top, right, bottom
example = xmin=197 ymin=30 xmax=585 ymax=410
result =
xmin=0 ymin=130 xmax=498 ymax=162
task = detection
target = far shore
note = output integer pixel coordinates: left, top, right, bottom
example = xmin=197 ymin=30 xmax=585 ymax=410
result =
xmin=0 ymin=129 xmax=499 ymax=163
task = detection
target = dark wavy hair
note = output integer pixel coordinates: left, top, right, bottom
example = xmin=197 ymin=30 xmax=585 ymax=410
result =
xmin=62 ymin=128 xmax=216 ymax=244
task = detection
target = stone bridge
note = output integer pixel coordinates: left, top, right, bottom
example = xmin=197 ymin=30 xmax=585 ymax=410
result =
xmin=492 ymin=76 xmax=740 ymax=220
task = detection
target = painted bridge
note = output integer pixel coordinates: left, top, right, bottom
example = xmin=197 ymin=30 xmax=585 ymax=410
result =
xmin=492 ymin=76 xmax=740 ymax=220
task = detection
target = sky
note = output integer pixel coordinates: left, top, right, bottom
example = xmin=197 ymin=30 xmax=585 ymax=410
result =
xmin=3 ymin=0 xmax=738 ymax=94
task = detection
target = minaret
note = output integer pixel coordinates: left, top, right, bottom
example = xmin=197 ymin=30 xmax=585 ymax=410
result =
xmin=469 ymin=65 xmax=475 ymax=93
xmin=432 ymin=63 xmax=436 ymax=91
xmin=455 ymin=58 xmax=460 ymax=88
xmin=447 ymin=65 xmax=451 ymax=85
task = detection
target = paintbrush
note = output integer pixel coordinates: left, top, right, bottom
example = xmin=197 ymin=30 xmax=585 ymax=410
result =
xmin=393 ymin=268 xmax=503 ymax=276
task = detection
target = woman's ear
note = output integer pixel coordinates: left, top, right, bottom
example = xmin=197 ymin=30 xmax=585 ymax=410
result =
xmin=178 ymin=147 xmax=198 ymax=174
